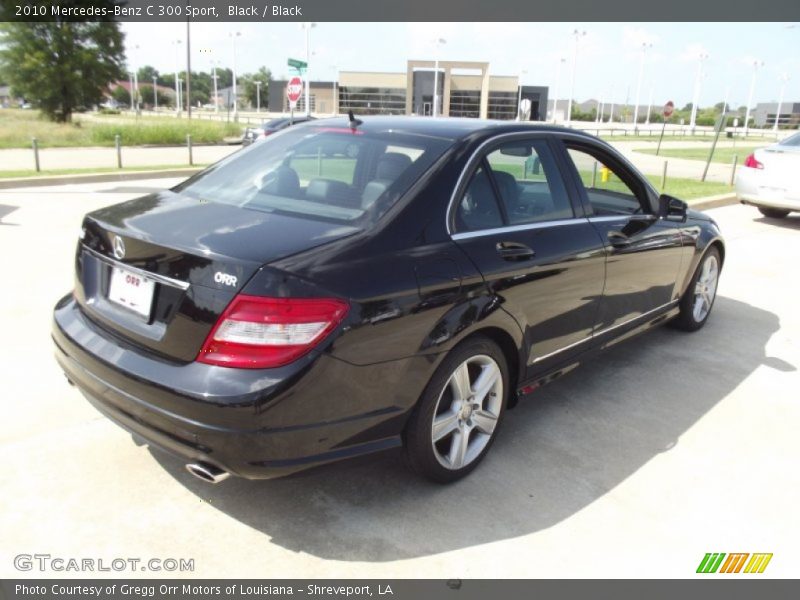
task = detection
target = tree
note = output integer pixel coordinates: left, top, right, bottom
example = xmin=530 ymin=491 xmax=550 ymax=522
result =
xmin=242 ymin=67 xmax=271 ymax=108
xmin=111 ymin=85 xmax=131 ymax=107
xmin=0 ymin=7 xmax=125 ymax=122
xmin=137 ymin=65 xmax=161 ymax=86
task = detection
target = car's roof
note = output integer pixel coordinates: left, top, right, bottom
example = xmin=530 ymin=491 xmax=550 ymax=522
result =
xmin=303 ymin=115 xmax=595 ymax=142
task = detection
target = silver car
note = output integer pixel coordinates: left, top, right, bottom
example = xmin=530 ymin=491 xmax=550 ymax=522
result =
xmin=735 ymin=131 xmax=800 ymax=218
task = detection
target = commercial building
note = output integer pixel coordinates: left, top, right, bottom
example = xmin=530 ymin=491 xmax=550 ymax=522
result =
xmin=268 ymin=60 xmax=548 ymax=121
xmin=753 ymin=101 xmax=800 ymax=128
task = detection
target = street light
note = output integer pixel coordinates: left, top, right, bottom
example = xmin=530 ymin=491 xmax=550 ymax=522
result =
xmin=229 ymin=31 xmax=241 ymax=120
xmin=689 ymin=52 xmax=709 ymax=131
xmin=645 ymin=82 xmax=654 ymax=125
xmin=152 ymin=76 xmax=158 ymax=111
xmin=210 ymin=60 xmax=219 ymax=113
xmin=551 ymin=57 xmax=566 ymax=123
xmin=254 ymin=81 xmax=262 ymax=112
xmin=516 ymin=68 xmax=528 ymax=121
xmin=301 ymin=23 xmax=317 ymax=116
xmin=633 ymin=42 xmax=653 ymax=130
xmin=330 ymin=65 xmax=338 ymax=115
xmin=744 ymin=59 xmax=765 ymax=135
xmin=773 ymin=73 xmax=789 ymax=132
xmin=173 ymin=39 xmax=182 ymax=116
xmin=566 ymin=29 xmax=587 ymax=126
xmin=432 ymin=37 xmax=447 ymax=118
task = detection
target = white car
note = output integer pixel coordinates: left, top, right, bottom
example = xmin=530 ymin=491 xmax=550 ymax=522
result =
xmin=735 ymin=131 xmax=800 ymax=218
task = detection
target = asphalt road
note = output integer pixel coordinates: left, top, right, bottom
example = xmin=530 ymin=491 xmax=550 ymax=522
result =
xmin=0 ymin=178 xmax=797 ymax=578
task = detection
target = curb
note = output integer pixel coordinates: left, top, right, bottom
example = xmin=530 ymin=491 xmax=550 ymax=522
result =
xmin=0 ymin=168 xmax=203 ymax=189
xmin=687 ymin=193 xmax=738 ymax=211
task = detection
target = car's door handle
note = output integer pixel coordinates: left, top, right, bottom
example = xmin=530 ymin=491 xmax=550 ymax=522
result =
xmin=496 ymin=241 xmax=535 ymax=261
xmin=608 ymin=231 xmax=632 ymax=248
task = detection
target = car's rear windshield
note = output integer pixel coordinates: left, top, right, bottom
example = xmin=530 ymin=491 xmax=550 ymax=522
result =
xmin=175 ymin=124 xmax=454 ymax=226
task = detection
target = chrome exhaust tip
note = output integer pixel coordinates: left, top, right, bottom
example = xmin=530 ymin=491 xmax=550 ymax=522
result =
xmin=185 ymin=462 xmax=230 ymax=484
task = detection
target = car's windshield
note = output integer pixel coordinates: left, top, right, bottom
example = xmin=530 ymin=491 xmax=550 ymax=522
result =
xmin=779 ymin=132 xmax=800 ymax=147
xmin=175 ymin=124 xmax=453 ymax=226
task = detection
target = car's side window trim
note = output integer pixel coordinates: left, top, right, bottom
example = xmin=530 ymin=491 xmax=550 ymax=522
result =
xmin=447 ymin=132 xmax=585 ymax=236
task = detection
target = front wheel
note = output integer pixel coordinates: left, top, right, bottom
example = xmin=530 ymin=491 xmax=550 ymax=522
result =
xmin=404 ymin=337 xmax=508 ymax=483
xmin=758 ymin=207 xmax=790 ymax=219
xmin=671 ymin=246 xmax=721 ymax=332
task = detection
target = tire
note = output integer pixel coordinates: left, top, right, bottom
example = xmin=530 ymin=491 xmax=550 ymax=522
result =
xmin=671 ymin=246 xmax=721 ymax=332
xmin=404 ymin=336 xmax=509 ymax=483
xmin=758 ymin=207 xmax=790 ymax=219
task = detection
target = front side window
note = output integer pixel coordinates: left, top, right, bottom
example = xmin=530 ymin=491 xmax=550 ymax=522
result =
xmin=455 ymin=138 xmax=573 ymax=232
xmin=565 ymin=146 xmax=648 ymax=216
xmin=174 ymin=125 xmax=452 ymax=227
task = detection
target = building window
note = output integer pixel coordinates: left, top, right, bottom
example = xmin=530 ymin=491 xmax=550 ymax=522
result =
xmin=487 ymin=91 xmax=517 ymax=120
xmin=449 ymin=90 xmax=481 ymax=118
xmin=338 ymin=86 xmax=407 ymax=115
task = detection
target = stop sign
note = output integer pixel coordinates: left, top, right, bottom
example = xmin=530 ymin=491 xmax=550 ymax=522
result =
xmin=663 ymin=100 xmax=675 ymax=118
xmin=287 ymin=76 xmax=303 ymax=107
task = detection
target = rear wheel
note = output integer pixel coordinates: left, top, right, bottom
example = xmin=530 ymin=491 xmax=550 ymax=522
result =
xmin=758 ymin=207 xmax=790 ymax=219
xmin=671 ymin=247 xmax=721 ymax=332
xmin=404 ymin=337 xmax=508 ymax=483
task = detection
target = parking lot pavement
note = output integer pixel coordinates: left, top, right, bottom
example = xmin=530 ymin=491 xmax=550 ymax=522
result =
xmin=0 ymin=179 xmax=798 ymax=578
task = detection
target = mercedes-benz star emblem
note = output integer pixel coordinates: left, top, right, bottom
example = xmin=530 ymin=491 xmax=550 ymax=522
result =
xmin=112 ymin=235 xmax=126 ymax=260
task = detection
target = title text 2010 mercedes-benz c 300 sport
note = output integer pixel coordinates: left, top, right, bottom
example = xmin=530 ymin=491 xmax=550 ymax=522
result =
xmin=52 ymin=117 xmax=724 ymax=483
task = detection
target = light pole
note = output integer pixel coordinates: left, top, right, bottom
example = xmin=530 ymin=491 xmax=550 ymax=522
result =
xmin=689 ymin=51 xmax=709 ymax=131
xmin=566 ymin=29 xmax=587 ymax=126
xmin=173 ymin=39 xmax=182 ymax=116
xmin=516 ymin=68 xmax=528 ymax=121
xmin=633 ymin=42 xmax=652 ymax=130
xmin=744 ymin=59 xmax=764 ymax=135
xmin=254 ymin=81 xmax=262 ymax=112
xmin=152 ymin=76 xmax=158 ymax=111
xmin=645 ymin=83 xmax=654 ymax=125
xmin=551 ymin=57 xmax=566 ymax=123
xmin=431 ymin=37 xmax=447 ymax=118
xmin=301 ymin=23 xmax=317 ymax=116
xmin=128 ymin=72 xmax=134 ymax=111
xmin=211 ymin=60 xmax=219 ymax=113
xmin=330 ymin=65 xmax=338 ymax=115
xmin=774 ymin=73 xmax=790 ymax=132
xmin=229 ymin=31 xmax=241 ymax=120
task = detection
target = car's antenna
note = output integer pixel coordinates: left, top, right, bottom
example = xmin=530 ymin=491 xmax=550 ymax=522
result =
xmin=348 ymin=110 xmax=363 ymax=130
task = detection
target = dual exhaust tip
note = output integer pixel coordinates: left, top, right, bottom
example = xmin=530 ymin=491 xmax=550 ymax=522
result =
xmin=185 ymin=462 xmax=230 ymax=484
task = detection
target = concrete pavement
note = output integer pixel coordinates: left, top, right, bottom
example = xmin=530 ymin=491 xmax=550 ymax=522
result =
xmin=0 ymin=179 xmax=797 ymax=578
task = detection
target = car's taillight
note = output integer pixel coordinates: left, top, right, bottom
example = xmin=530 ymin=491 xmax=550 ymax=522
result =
xmin=197 ymin=295 xmax=349 ymax=369
xmin=743 ymin=153 xmax=764 ymax=169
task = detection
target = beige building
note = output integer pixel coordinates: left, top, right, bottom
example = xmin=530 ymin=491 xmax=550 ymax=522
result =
xmin=269 ymin=60 xmax=549 ymax=121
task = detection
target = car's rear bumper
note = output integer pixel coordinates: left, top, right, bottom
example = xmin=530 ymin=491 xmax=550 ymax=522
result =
xmin=52 ymin=294 xmax=412 ymax=479
xmin=735 ymin=169 xmax=800 ymax=212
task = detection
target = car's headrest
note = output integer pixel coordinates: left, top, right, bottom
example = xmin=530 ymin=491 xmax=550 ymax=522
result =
xmin=376 ymin=152 xmax=413 ymax=181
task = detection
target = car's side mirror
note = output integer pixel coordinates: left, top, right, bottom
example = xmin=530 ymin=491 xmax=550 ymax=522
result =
xmin=658 ymin=194 xmax=688 ymax=222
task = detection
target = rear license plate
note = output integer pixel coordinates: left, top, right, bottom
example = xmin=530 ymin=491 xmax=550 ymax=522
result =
xmin=108 ymin=266 xmax=155 ymax=319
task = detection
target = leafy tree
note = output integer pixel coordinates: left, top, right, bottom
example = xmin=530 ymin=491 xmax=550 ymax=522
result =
xmin=0 ymin=5 xmax=125 ymax=122
xmin=137 ymin=65 xmax=161 ymax=86
xmin=139 ymin=85 xmax=171 ymax=108
xmin=111 ymin=85 xmax=131 ymax=107
xmin=241 ymin=67 xmax=271 ymax=108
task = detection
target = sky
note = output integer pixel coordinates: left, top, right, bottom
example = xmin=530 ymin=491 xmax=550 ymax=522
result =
xmin=122 ymin=22 xmax=800 ymax=108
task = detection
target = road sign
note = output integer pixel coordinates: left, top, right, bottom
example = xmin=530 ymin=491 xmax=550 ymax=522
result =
xmin=287 ymin=58 xmax=308 ymax=70
xmin=663 ymin=100 xmax=675 ymax=118
xmin=287 ymin=76 xmax=303 ymax=109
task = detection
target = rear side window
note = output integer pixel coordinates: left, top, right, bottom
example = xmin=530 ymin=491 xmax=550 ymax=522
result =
xmin=175 ymin=126 xmax=452 ymax=227
xmin=455 ymin=138 xmax=573 ymax=232
xmin=484 ymin=141 xmax=572 ymax=224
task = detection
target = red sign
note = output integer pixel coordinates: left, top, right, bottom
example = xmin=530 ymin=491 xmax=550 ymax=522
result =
xmin=287 ymin=76 xmax=303 ymax=106
xmin=663 ymin=100 xmax=675 ymax=118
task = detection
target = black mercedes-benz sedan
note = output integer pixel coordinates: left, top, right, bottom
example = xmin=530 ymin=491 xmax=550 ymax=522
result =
xmin=52 ymin=117 xmax=724 ymax=483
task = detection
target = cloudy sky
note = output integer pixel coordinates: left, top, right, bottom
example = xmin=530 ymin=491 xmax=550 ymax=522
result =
xmin=122 ymin=22 xmax=799 ymax=107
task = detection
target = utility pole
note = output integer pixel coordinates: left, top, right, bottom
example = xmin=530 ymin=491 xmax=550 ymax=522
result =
xmin=186 ymin=18 xmax=192 ymax=119
xmin=744 ymin=59 xmax=765 ymax=135
xmin=774 ymin=73 xmax=790 ymax=132
xmin=566 ymin=29 xmax=587 ymax=126
xmin=254 ymin=81 xmax=262 ymax=112
xmin=152 ymin=76 xmax=158 ymax=111
xmin=633 ymin=42 xmax=652 ymax=130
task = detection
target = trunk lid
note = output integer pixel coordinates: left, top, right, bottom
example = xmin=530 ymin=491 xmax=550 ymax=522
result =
xmin=74 ymin=190 xmax=358 ymax=362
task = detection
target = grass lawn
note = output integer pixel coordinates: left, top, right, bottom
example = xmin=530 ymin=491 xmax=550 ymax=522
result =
xmin=0 ymin=164 xmax=207 ymax=179
xmin=635 ymin=145 xmax=766 ymax=164
xmin=598 ymin=133 xmax=777 ymax=143
xmin=0 ymin=109 xmax=243 ymax=148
